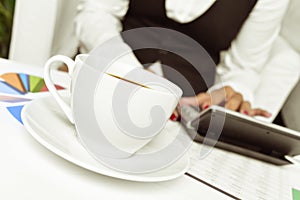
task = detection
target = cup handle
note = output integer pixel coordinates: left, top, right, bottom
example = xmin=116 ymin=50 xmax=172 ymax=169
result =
xmin=44 ymin=55 xmax=75 ymax=124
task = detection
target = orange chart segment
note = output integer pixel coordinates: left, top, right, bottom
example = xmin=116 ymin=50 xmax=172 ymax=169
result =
xmin=0 ymin=73 xmax=26 ymax=93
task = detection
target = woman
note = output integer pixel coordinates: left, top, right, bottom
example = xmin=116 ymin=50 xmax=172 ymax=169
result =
xmin=75 ymin=0 xmax=296 ymax=119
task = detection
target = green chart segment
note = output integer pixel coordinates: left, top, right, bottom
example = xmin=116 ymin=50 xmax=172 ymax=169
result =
xmin=29 ymin=76 xmax=45 ymax=93
xmin=293 ymin=188 xmax=300 ymax=200
xmin=0 ymin=73 xmax=64 ymax=95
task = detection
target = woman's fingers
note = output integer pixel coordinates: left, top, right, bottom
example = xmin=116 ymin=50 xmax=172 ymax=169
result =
xmin=170 ymin=109 xmax=179 ymax=121
xmin=225 ymin=92 xmax=243 ymax=111
xmin=179 ymin=97 xmax=198 ymax=107
xmin=178 ymin=86 xmax=272 ymax=118
xmin=250 ymin=108 xmax=272 ymax=117
xmin=170 ymin=104 xmax=183 ymax=121
xmin=208 ymin=87 xmax=228 ymax=105
xmin=179 ymin=93 xmax=210 ymax=107
xmin=239 ymin=101 xmax=251 ymax=115
xmin=224 ymin=86 xmax=236 ymax=100
xmin=201 ymin=99 xmax=211 ymax=110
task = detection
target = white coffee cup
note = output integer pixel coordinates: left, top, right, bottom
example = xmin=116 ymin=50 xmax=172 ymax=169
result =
xmin=44 ymin=54 xmax=183 ymax=158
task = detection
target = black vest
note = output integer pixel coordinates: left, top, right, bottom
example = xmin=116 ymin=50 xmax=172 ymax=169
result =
xmin=122 ymin=0 xmax=257 ymax=96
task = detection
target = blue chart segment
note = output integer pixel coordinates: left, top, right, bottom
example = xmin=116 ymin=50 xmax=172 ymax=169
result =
xmin=7 ymin=105 xmax=24 ymax=124
xmin=19 ymin=73 xmax=30 ymax=91
xmin=0 ymin=81 xmax=24 ymax=95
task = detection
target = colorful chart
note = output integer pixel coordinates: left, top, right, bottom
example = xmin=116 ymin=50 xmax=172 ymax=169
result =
xmin=0 ymin=72 xmax=65 ymax=124
xmin=0 ymin=72 xmax=64 ymax=95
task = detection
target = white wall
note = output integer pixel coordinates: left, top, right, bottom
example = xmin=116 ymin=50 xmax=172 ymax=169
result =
xmin=51 ymin=0 xmax=80 ymax=58
xmin=9 ymin=0 xmax=79 ymax=67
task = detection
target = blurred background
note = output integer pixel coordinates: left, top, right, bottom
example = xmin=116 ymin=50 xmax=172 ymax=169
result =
xmin=0 ymin=0 xmax=15 ymax=58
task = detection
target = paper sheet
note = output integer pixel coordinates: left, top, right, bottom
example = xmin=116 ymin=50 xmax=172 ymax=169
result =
xmin=188 ymin=142 xmax=295 ymax=200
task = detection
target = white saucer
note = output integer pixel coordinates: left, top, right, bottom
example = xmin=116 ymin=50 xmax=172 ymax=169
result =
xmin=21 ymin=94 xmax=190 ymax=182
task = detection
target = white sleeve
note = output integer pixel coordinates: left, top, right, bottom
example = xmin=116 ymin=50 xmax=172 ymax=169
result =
xmin=215 ymin=0 xmax=290 ymax=103
xmin=75 ymin=0 xmax=143 ymax=67
xmin=253 ymin=36 xmax=300 ymax=121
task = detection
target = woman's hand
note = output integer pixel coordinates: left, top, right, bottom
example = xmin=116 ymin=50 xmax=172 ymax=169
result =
xmin=176 ymin=86 xmax=271 ymax=119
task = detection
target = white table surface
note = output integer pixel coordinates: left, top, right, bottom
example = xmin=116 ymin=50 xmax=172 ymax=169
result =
xmin=2 ymin=58 xmax=300 ymax=200
xmin=0 ymin=58 xmax=231 ymax=200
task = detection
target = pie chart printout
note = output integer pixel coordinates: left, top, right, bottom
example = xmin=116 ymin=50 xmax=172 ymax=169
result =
xmin=0 ymin=73 xmax=64 ymax=124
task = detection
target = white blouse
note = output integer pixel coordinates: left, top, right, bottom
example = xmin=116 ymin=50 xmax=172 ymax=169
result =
xmin=75 ymin=0 xmax=300 ymax=115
